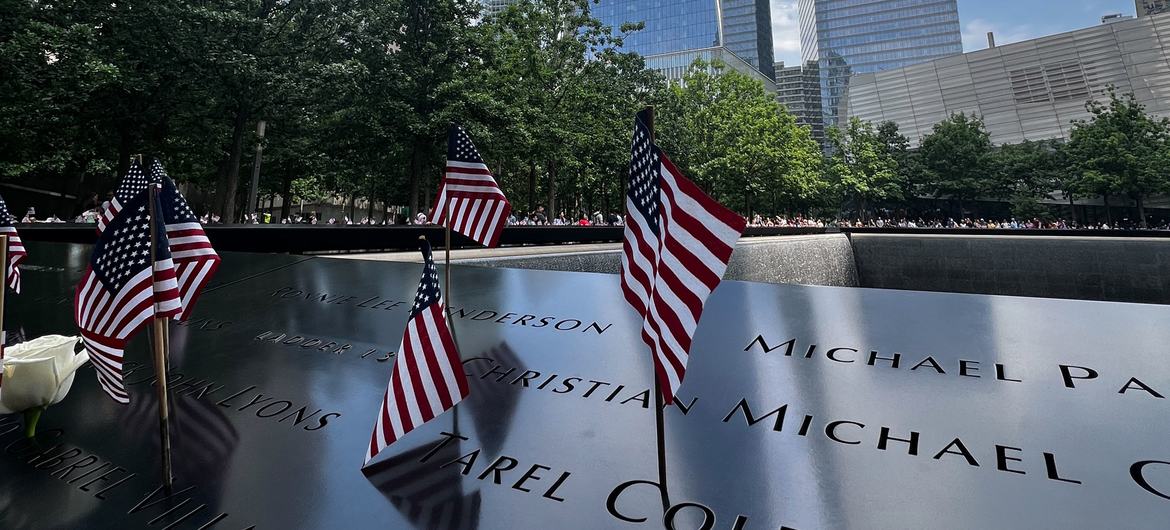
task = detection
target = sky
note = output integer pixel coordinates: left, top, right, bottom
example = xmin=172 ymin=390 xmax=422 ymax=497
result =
xmin=771 ymin=0 xmax=1139 ymax=67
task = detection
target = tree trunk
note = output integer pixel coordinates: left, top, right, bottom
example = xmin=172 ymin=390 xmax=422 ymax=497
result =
xmin=116 ymin=127 xmax=133 ymax=186
xmin=528 ymin=162 xmax=537 ymax=213
xmin=1067 ymin=194 xmax=1075 ymax=225
xmin=409 ymin=137 xmax=425 ymax=219
xmin=603 ymin=178 xmax=610 ymax=218
xmin=547 ymin=159 xmax=558 ymax=220
xmin=1103 ymin=193 xmax=1113 ymax=225
xmin=280 ymin=175 xmax=292 ymax=221
xmin=1137 ymin=195 xmax=1148 ymax=229
xmin=859 ymin=195 xmax=868 ymax=223
xmin=216 ymin=107 xmax=249 ymax=223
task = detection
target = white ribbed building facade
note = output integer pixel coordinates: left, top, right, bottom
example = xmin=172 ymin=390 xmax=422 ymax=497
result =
xmin=845 ymin=13 xmax=1170 ymax=146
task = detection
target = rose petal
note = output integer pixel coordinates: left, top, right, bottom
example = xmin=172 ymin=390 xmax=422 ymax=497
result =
xmin=54 ymin=339 xmax=88 ymax=383
xmin=51 ymin=372 xmax=76 ymax=405
xmin=0 ymin=357 xmax=58 ymax=411
xmin=6 ymin=335 xmax=78 ymax=361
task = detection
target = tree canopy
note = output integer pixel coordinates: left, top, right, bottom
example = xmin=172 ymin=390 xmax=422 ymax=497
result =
xmin=5 ymin=2 xmax=1170 ymax=227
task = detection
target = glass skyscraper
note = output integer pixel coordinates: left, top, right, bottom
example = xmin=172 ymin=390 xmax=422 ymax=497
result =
xmin=798 ymin=0 xmax=963 ymax=129
xmin=592 ymin=0 xmax=721 ymax=56
xmin=479 ymin=1 xmax=776 ymax=85
xmin=721 ymin=0 xmax=777 ymax=79
xmin=592 ymin=0 xmax=776 ymax=84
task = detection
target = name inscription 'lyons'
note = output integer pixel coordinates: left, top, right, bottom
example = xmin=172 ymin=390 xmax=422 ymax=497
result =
xmin=122 ymin=362 xmax=342 ymax=432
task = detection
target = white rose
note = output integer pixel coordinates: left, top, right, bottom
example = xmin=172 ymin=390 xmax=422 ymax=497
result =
xmin=0 ymin=335 xmax=89 ymax=415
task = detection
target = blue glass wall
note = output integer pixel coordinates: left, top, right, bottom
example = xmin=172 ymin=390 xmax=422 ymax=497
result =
xmin=592 ymin=0 xmax=721 ymax=57
xmin=721 ymin=0 xmax=776 ymax=79
xmin=798 ymin=0 xmax=962 ymax=128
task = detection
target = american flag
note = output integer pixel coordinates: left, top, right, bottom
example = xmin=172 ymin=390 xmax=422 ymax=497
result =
xmin=0 ymin=194 xmax=26 ymax=294
xmin=149 ymin=160 xmax=221 ymax=320
xmin=97 ymin=160 xmax=152 ymax=233
xmin=98 ymin=160 xmax=219 ymax=321
xmin=429 ymin=125 xmax=511 ymax=248
xmin=75 ymin=188 xmax=182 ymax=403
xmin=366 ymin=240 xmax=469 ymax=465
xmin=620 ymin=111 xmax=746 ymax=404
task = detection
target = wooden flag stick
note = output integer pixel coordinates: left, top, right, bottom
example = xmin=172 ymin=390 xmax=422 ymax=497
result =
xmin=445 ymin=221 xmax=451 ymax=307
xmin=441 ymin=202 xmax=461 ymax=436
xmin=0 ymin=234 xmax=7 ymax=365
xmin=147 ymin=185 xmax=174 ymax=492
xmin=442 ymin=194 xmax=457 ymax=344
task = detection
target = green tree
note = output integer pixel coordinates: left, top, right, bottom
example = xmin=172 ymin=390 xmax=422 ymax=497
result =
xmin=655 ymin=60 xmax=825 ymax=217
xmin=919 ymin=112 xmax=994 ymax=217
xmin=1066 ymin=89 xmax=1168 ymax=227
xmin=991 ymin=140 xmax=1065 ymax=221
xmin=477 ymin=0 xmax=657 ymax=218
xmin=828 ymin=118 xmax=900 ymax=221
xmin=876 ymin=120 xmax=924 ymax=204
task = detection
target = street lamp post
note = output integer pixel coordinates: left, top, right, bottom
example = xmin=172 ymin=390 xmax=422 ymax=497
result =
xmin=247 ymin=120 xmax=267 ymax=222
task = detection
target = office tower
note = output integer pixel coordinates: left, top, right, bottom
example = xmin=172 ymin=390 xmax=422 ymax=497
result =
xmin=592 ymin=0 xmax=776 ymax=86
xmin=798 ymin=0 xmax=963 ymax=129
xmin=721 ymin=0 xmax=777 ymax=80
xmin=775 ymin=61 xmax=826 ymax=145
xmin=480 ymin=0 xmax=518 ymax=15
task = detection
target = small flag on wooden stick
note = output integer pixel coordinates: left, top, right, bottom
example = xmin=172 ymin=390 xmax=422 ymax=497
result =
xmin=99 ymin=160 xmax=220 ymax=321
xmin=365 ymin=239 xmax=469 ymax=465
xmin=75 ymin=187 xmax=181 ymax=403
xmin=620 ymin=110 xmax=746 ymax=404
xmin=429 ymin=125 xmax=511 ymax=248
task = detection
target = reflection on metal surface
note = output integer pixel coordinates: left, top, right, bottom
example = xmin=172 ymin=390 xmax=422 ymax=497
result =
xmin=118 ymin=386 xmax=239 ymax=498
xmin=3 ymin=241 xmax=1170 ymax=528
xmin=464 ymin=342 xmax=523 ymax=458
xmin=364 ymin=436 xmax=482 ymax=530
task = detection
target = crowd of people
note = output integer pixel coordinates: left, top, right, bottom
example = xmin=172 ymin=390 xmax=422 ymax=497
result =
xmin=747 ymin=215 xmax=1170 ymax=231
xmin=503 ymin=207 xmax=624 ymax=227
xmin=12 ymin=198 xmax=1170 ymax=231
xmin=12 ymin=207 xmax=68 ymax=224
xmin=238 ymin=207 xmax=630 ymax=227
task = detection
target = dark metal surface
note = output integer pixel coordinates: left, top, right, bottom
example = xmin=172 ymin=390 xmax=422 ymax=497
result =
xmin=3 ymin=242 xmax=1170 ymax=528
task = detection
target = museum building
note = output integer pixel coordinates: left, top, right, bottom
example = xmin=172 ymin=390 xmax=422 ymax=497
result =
xmin=844 ymin=12 xmax=1170 ymax=147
